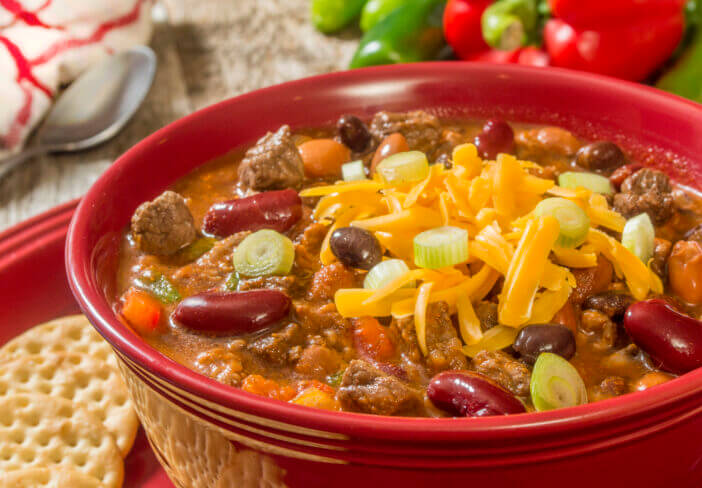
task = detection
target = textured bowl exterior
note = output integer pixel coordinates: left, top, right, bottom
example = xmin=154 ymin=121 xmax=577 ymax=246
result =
xmin=67 ymin=63 xmax=702 ymax=488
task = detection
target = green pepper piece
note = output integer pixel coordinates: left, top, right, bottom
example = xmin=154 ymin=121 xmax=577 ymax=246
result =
xmin=481 ymin=0 xmax=538 ymax=51
xmin=224 ymin=272 xmax=240 ymax=292
xmin=657 ymin=29 xmax=702 ymax=102
xmin=327 ymin=370 xmax=345 ymax=387
xmin=360 ymin=0 xmax=407 ymax=32
xmin=176 ymin=237 xmax=215 ymax=263
xmin=311 ymin=0 xmax=368 ymax=33
xmin=136 ymin=270 xmax=181 ymax=304
xmin=349 ymin=0 xmax=447 ymax=69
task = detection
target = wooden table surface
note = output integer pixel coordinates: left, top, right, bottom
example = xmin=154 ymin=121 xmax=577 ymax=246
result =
xmin=0 ymin=0 xmax=357 ymax=230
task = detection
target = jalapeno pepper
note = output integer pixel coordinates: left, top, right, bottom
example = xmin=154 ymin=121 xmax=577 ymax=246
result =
xmin=311 ymin=0 xmax=368 ymax=33
xmin=544 ymin=0 xmax=686 ymax=81
xmin=481 ymin=0 xmax=539 ymax=50
xmin=350 ymin=0 xmax=447 ymax=68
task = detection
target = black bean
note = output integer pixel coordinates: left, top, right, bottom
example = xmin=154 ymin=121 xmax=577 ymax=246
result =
xmin=575 ymin=141 xmax=626 ymax=173
xmin=337 ymin=114 xmax=372 ymax=152
xmin=513 ymin=324 xmax=576 ymax=365
xmin=329 ymin=227 xmax=382 ymax=270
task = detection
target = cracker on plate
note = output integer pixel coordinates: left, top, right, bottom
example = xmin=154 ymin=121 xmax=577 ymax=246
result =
xmin=0 ymin=466 xmax=105 ymax=488
xmin=0 ymin=393 xmax=123 ymax=488
xmin=0 ymin=353 xmax=138 ymax=457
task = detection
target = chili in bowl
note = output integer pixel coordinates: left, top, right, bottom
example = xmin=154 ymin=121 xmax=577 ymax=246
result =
xmin=67 ymin=63 xmax=702 ymax=488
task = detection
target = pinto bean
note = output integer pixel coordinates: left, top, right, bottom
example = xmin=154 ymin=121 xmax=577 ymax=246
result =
xmin=668 ymin=240 xmax=702 ymax=305
xmin=299 ymin=139 xmax=351 ymax=178
xmin=371 ymin=133 xmax=409 ymax=173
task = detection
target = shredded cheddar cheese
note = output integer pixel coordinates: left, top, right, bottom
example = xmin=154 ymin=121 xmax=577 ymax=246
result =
xmin=308 ymin=143 xmax=656 ymax=358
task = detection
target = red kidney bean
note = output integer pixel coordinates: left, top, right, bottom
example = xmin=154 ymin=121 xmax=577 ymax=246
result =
xmin=623 ymin=299 xmax=702 ymax=374
xmin=474 ymin=120 xmax=515 ymax=159
xmin=514 ymin=324 xmax=576 ymax=365
xmin=427 ymin=371 xmax=526 ymax=417
xmin=173 ymin=290 xmax=290 ymax=335
xmin=203 ymin=189 xmax=302 ymax=237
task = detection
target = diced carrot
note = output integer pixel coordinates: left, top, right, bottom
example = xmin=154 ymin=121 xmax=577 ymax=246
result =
xmin=353 ymin=316 xmax=395 ymax=361
xmin=241 ymin=375 xmax=297 ymax=401
xmin=121 ymin=287 xmax=161 ymax=334
xmin=295 ymin=380 xmax=335 ymax=396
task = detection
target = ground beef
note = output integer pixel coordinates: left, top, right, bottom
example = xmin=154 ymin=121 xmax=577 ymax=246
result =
xmin=684 ymin=223 xmax=702 ymax=245
xmin=131 ymin=191 xmax=196 ymax=256
xmin=424 ymin=302 xmax=468 ymax=374
xmin=294 ymin=345 xmax=342 ymax=379
xmin=390 ymin=317 xmax=424 ymax=365
xmin=472 ymin=350 xmax=531 ymax=397
xmin=515 ymin=127 xmax=581 ymax=164
xmin=570 ymin=256 xmax=613 ymax=305
xmin=293 ymin=301 xmax=350 ymax=338
xmin=579 ymin=309 xmax=617 ymax=350
xmin=295 ymin=221 xmax=329 ymax=272
xmin=238 ymin=275 xmax=297 ymax=295
xmin=307 ymin=263 xmax=356 ymax=302
xmin=337 ymin=360 xmax=423 ymax=416
xmin=590 ymin=376 xmax=629 ymax=402
xmin=369 ymin=111 xmax=441 ymax=155
xmin=172 ymin=232 xmax=249 ymax=292
xmin=248 ymin=322 xmax=304 ymax=366
xmin=583 ymin=292 xmax=635 ymax=320
xmin=613 ymin=168 xmax=674 ymax=225
xmin=238 ymin=125 xmax=305 ymax=191
xmin=651 ymin=238 xmax=672 ymax=279
xmin=474 ymin=301 xmax=499 ymax=331
xmin=193 ymin=342 xmax=248 ymax=386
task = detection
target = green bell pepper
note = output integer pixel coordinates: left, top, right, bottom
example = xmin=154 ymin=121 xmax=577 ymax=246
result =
xmin=311 ymin=0 xmax=368 ymax=33
xmin=657 ymin=0 xmax=702 ymax=102
xmin=481 ymin=0 xmax=539 ymax=51
xmin=360 ymin=0 xmax=408 ymax=32
xmin=135 ymin=269 xmax=181 ymax=304
xmin=350 ymin=0 xmax=446 ymax=68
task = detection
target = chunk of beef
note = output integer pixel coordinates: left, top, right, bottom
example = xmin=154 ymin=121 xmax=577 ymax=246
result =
xmin=471 ymin=350 xmax=531 ymax=397
xmin=293 ymin=301 xmax=351 ymax=339
xmin=584 ymin=292 xmax=635 ymax=320
xmin=172 ymin=232 xmax=249 ymax=292
xmin=684 ymin=223 xmax=702 ymax=245
xmin=248 ymin=322 xmax=304 ymax=366
xmin=579 ymin=309 xmax=617 ymax=350
xmin=307 ymin=263 xmax=356 ymax=302
xmin=651 ymin=238 xmax=672 ymax=279
xmin=590 ymin=376 xmax=629 ymax=402
xmin=193 ymin=342 xmax=247 ymax=386
xmin=337 ymin=360 xmax=423 ymax=416
xmin=613 ymin=168 xmax=674 ymax=225
xmin=474 ymin=301 xmax=499 ymax=331
xmin=369 ymin=111 xmax=441 ymax=155
xmin=238 ymin=125 xmax=305 ymax=191
xmin=425 ymin=301 xmax=468 ymax=373
xmin=131 ymin=191 xmax=196 ymax=256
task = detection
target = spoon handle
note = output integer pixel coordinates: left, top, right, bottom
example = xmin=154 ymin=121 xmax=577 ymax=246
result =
xmin=0 ymin=146 xmax=48 ymax=179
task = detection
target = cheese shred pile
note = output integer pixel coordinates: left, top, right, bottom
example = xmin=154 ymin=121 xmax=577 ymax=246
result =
xmin=300 ymin=144 xmax=662 ymax=357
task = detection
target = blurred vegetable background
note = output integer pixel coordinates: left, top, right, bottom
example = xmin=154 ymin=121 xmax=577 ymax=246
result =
xmin=310 ymin=0 xmax=702 ymax=103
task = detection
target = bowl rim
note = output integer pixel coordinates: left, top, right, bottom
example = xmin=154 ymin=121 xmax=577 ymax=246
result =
xmin=67 ymin=62 xmax=702 ymax=442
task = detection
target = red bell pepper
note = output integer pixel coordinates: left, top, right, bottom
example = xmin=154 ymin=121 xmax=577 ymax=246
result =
xmin=549 ymin=0 xmax=686 ymax=27
xmin=544 ymin=0 xmax=686 ymax=81
xmin=467 ymin=46 xmax=549 ymax=67
xmin=444 ymin=0 xmax=493 ymax=59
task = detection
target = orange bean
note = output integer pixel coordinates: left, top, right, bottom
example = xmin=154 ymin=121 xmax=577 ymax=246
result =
xmin=371 ymin=133 xmax=409 ymax=173
xmin=552 ymin=300 xmax=578 ymax=333
xmin=299 ymin=138 xmax=350 ymax=178
xmin=669 ymin=240 xmax=702 ymax=305
xmin=634 ymin=372 xmax=674 ymax=391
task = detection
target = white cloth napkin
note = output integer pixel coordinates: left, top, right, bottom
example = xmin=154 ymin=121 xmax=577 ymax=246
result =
xmin=0 ymin=0 xmax=153 ymax=156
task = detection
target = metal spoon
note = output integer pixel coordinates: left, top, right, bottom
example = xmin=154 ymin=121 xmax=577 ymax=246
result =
xmin=0 ymin=46 xmax=157 ymax=178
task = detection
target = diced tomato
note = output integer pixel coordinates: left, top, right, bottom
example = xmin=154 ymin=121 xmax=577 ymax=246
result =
xmin=121 ymin=287 xmax=161 ymax=334
xmin=292 ymin=387 xmax=341 ymax=411
xmin=353 ymin=316 xmax=395 ymax=361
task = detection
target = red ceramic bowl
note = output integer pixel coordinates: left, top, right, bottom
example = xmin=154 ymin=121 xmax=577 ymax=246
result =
xmin=67 ymin=63 xmax=702 ymax=488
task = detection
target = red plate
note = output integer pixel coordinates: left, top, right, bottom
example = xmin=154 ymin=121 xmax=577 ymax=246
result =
xmin=0 ymin=199 xmax=173 ymax=488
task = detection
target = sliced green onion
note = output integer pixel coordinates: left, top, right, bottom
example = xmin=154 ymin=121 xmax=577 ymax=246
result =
xmin=414 ymin=226 xmax=469 ymax=269
xmin=135 ymin=269 xmax=181 ymax=304
xmin=533 ymin=197 xmax=590 ymax=248
xmin=621 ymin=213 xmax=655 ymax=263
xmin=376 ymin=151 xmax=429 ymax=185
xmin=233 ymin=230 xmax=295 ymax=277
xmin=364 ymin=259 xmax=414 ymax=290
xmin=531 ymin=352 xmax=587 ymax=411
xmin=341 ymin=160 xmax=367 ymax=182
xmin=558 ymin=171 xmax=614 ymax=195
